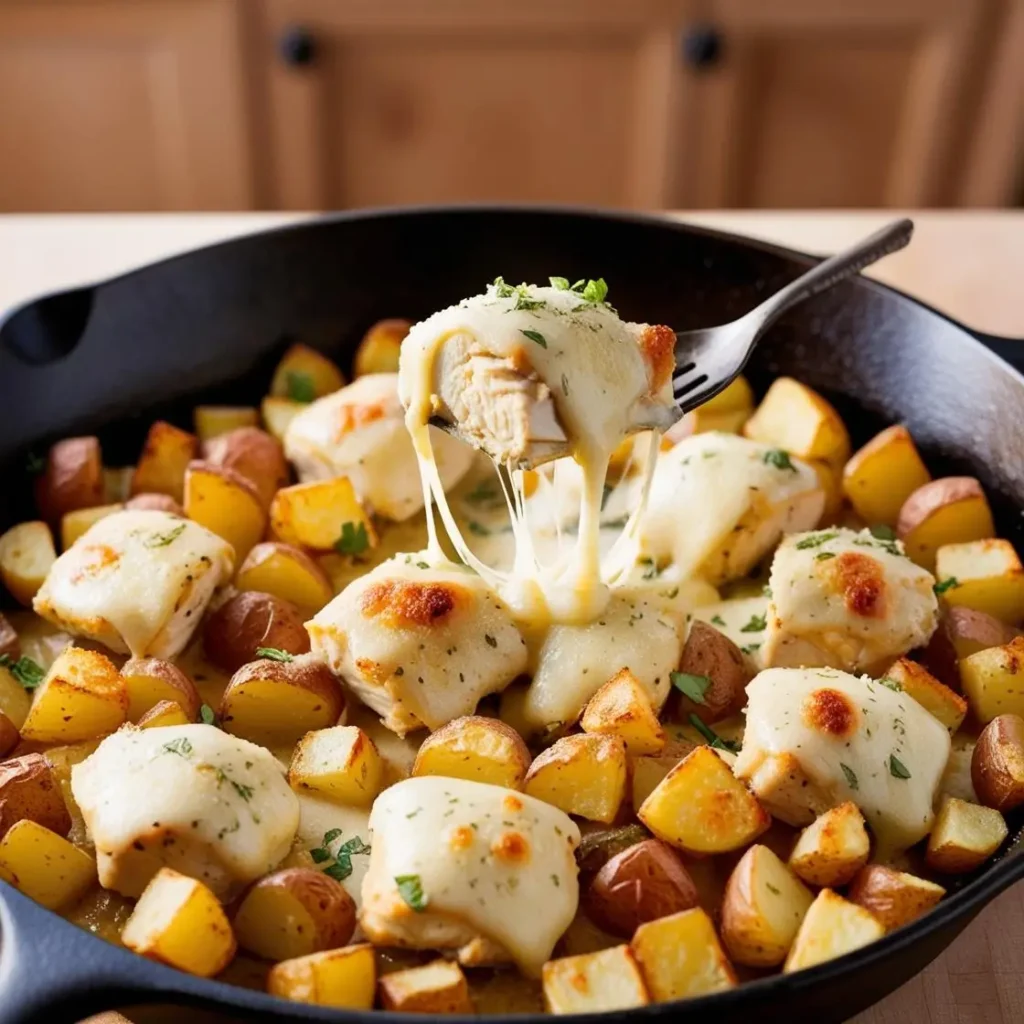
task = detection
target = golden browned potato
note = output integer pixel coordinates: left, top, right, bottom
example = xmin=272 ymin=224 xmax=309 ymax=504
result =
xmin=638 ymin=746 xmax=770 ymax=854
xmin=288 ymin=725 xmax=383 ymax=806
xmin=960 ymin=636 xmax=1024 ymax=722
xmin=935 ymin=538 xmax=1024 ymax=624
xmin=896 ymin=476 xmax=995 ymax=571
xmin=846 ymin=864 xmax=945 ymax=931
xmin=233 ymin=867 xmax=356 ymax=961
xmin=131 ymin=421 xmax=198 ymax=502
xmin=184 ymin=460 xmax=267 ymax=561
xmin=124 ymin=492 xmax=185 ymax=516
xmin=672 ymin=621 xmax=751 ymax=725
xmin=136 ymin=700 xmax=192 ymax=729
xmin=269 ymin=477 xmax=377 ymax=553
xmin=412 ymin=715 xmax=532 ymax=790
xmin=883 ymin=658 xmax=967 ymax=732
xmin=378 ymin=960 xmax=474 ymax=1014
xmin=0 ymin=818 xmax=96 ymax=910
xmin=0 ymin=612 xmax=18 ymax=659
xmin=972 ymin=713 xmax=1024 ymax=811
xmin=194 ymin=405 xmax=259 ymax=441
xmin=0 ymin=752 xmax=72 ymax=840
xmin=219 ymin=656 xmax=345 ymax=746
xmin=580 ymin=669 xmax=666 ymax=756
xmin=787 ymin=802 xmax=869 ymax=888
xmin=926 ymin=796 xmax=1008 ymax=873
xmin=841 ymin=425 xmax=931 ymax=526
xmin=524 ymin=734 xmax=627 ymax=824
xmin=235 ymin=541 xmax=334 ymax=614
xmin=585 ymin=839 xmax=698 ymax=938
xmin=203 ymin=427 xmax=290 ymax=509
xmin=267 ymin=943 xmax=376 ymax=1009
xmin=720 ymin=844 xmax=814 ymax=967
xmin=121 ymin=657 xmax=201 ymax=723
xmin=270 ymin=343 xmax=345 ymax=402
xmin=743 ymin=377 xmax=850 ymax=465
xmin=630 ymin=740 xmax=697 ymax=810
xmin=203 ymin=591 xmax=311 ymax=673
xmin=0 ymin=662 xmax=31 ymax=731
xmin=59 ymin=503 xmax=124 ymax=550
xmin=0 ymin=521 xmax=57 ymax=606
xmin=121 ymin=867 xmax=236 ymax=977
xmin=783 ymin=889 xmax=884 ymax=973
xmin=543 ymin=945 xmax=650 ymax=1013
xmin=922 ymin=606 xmax=1020 ymax=691
xmin=353 ymin=318 xmax=412 ymax=378
xmin=35 ymin=436 xmax=104 ymax=524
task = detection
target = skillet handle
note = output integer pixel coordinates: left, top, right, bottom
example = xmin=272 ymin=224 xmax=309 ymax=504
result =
xmin=969 ymin=328 xmax=1024 ymax=376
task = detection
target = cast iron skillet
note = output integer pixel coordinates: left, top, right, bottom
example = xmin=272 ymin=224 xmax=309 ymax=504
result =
xmin=1 ymin=207 xmax=1024 ymax=1024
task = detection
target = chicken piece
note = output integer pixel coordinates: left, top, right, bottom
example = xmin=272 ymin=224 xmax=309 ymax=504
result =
xmin=33 ymin=510 xmax=233 ymax=659
xmin=284 ymin=373 xmax=473 ymax=521
xmin=307 ymin=555 xmax=528 ymax=736
xmin=640 ymin=432 xmax=825 ymax=585
xmin=399 ymin=281 xmax=678 ymax=468
xmin=72 ymin=724 xmax=299 ymax=899
xmin=360 ymin=776 xmax=580 ymax=977
xmin=763 ymin=528 xmax=938 ymax=674
xmin=735 ymin=668 xmax=950 ymax=849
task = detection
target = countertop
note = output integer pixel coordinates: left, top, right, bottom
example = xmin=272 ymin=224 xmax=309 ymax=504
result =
xmin=3 ymin=210 xmax=1023 ymax=1024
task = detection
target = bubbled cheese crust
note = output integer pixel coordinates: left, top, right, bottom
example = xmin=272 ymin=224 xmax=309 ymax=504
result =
xmin=763 ymin=528 xmax=938 ymax=674
xmin=361 ymin=776 xmax=580 ymax=976
xmin=308 ymin=556 xmax=528 ymax=735
xmin=33 ymin=509 xmax=233 ymax=659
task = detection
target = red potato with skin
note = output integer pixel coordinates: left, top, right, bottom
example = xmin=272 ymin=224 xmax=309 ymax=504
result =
xmin=203 ymin=427 xmax=290 ymax=508
xmin=34 ymin=437 xmax=104 ymax=524
xmin=0 ymin=753 xmax=73 ymax=841
xmin=921 ymin=607 xmax=1021 ymax=691
xmin=972 ymin=714 xmax=1024 ymax=812
xmin=120 ymin=657 xmax=202 ymax=723
xmin=124 ymin=493 xmax=184 ymax=516
xmin=673 ymin=621 xmax=752 ymax=724
xmin=203 ymin=591 xmax=311 ymax=674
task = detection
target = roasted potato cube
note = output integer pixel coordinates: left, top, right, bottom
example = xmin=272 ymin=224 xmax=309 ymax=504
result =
xmin=131 ymin=421 xmax=198 ymax=502
xmin=897 ymin=477 xmax=995 ymax=572
xmin=0 ymin=713 xmax=17 ymax=758
xmin=267 ymin=943 xmax=376 ymax=1009
xmin=846 ymin=864 xmax=945 ymax=931
xmin=236 ymin=541 xmax=334 ymax=614
xmin=922 ymin=606 xmax=1021 ymax=691
xmin=412 ymin=715 xmax=531 ymax=790
xmin=883 ymin=658 xmax=967 ymax=732
xmin=721 ymin=844 xmax=814 ymax=967
xmin=0 ymin=521 xmax=57 ymax=606
xmin=0 ymin=818 xmax=95 ymax=910
xmin=585 ymin=838 xmax=698 ymax=938
xmin=262 ymin=396 xmax=307 ymax=442
xmin=699 ymin=375 xmax=755 ymax=417
xmin=353 ymin=319 xmax=411 ymax=378
xmin=783 ymin=889 xmax=884 ymax=973
xmin=233 ymin=867 xmax=356 ymax=961
xmin=122 ymin=867 xmax=236 ymax=977
xmin=203 ymin=591 xmax=310 ymax=674
xmin=630 ymin=743 xmax=695 ymax=809
xmin=136 ymin=700 xmax=192 ymax=729
xmin=269 ymin=478 xmax=377 ymax=553
xmin=926 ymin=796 xmax=1008 ymax=873
xmin=103 ymin=465 xmax=135 ymax=504
xmin=60 ymin=503 xmax=124 ymax=550
xmin=630 ymin=907 xmax=736 ymax=1002
xmin=0 ymin=752 xmax=72 ymax=840
xmin=378 ymin=959 xmax=473 ymax=1014
xmin=638 ymin=746 xmax=770 ymax=854
xmin=743 ymin=377 xmax=850 ymax=464
xmin=841 ymin=425 xmax=931 ymax=526
xmin=35 ymin=436 xmax=104 ymax=525
xmin=194 ymin=405 xmax=259 ymax=441
xmin=543 ymin=945 xmax=650 ymax=1013
xmin=0 ymin=661 xmax=32 ymax=729
xmin=788 ymin=802 xmax=869 ymax=888
xmin=288 ymin=726 xmax=383 ymax=806
xmin=580 ymin=669 xmax=665 ymax=755
xmin=203 ymin=427 xmax=289 ymax=509
xmin=121 ymin=657 xmax=201 ymax=723
xmin=219 ymin=656 xmax=345 ymax=747
xmin=20 ymin=646 xmax=127 ymax=744
xmin=270 ymin=343 xmax=345 ymax=402
xmin=184 ymin=460 xmax=267 ymax=561
xmin=934 ymin=539 xmax=1024 ymax=624
xmin=672 ymin=621 xmax=751 ymax=725
xmin=960 ymin=636 xmax=1024 ymax=722
xmin=524 ymin=734 xmax=627 ymax=823
xmin=972 ymin=713 xmax=1024 ymax=811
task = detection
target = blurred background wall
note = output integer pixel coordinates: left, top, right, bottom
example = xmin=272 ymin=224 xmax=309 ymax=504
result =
xmin=0 ymin=0 xmax=1021 ymax=213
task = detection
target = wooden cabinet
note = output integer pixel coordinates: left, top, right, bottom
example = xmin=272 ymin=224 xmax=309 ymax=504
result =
xmin=0 ymin=0 xmax=253 ymax=211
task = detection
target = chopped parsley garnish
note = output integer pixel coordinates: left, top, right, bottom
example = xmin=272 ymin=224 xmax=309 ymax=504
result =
xmin=550 ymin=276 xmax=570 ymax=290
xmin=741 ymin=643 xmax=761 ymax=655
xmin=213 ymin=766 xmax=254 ymax=802
xmin=491 ymin=276 xmax=516 ymax=298
xmin=0 ymin=654 xmax=45 ymax=690
xmin=582 ymin=278 xmax=609 ymax=304
xmin=837 ymin=763 xmax=859 ymax=790
xmin=513 ymin=292 xmax=545 ymax=312
xmin=934 ymin=577 xmax=960 ymax=596
xmin=417 ymin=561 xmax=430 ymax=570
xmin=144 ymin=524 xmax=186 ymax=548
xmin=520 ymin=329 xmax=548 ymax=349
xmin=671 ymin=671 xmax=711 ymax=705
xmin=740 ymin=613 xmax=767 ymax=633
xmin=689 ymin=714 xmax=741 ymax=753
xmin=200 ymin=704 xmax=216 ymax=725
xmin=763 ymin=449 xmax=797 ymax=472
xmin=889 ymin=755 xmax=911 ymax=779
xmin=467 ymin=519 xmax=491 ymax=536
xmin=561 ymin=373 xmax=569 ymax=397
xmin=869 ymin=524 xmax=898 ymax=541
xmin=878 ymin=676 xmax=902 ymax=692
xmin=256 ymin=647 xmax=294 ymax=662
xmin=816 ymin=551 xmax=836 ymax=561
xmin=766 ymin=883 xmax=781 ymax=895
xmin=795 ymin=531 xmax=838 ymax=550
xmin=309 ymin=829 xmax=371 ymax=881
xmin=286 ymin=371 xmax=316 ymax=403
xmin=162 ymin=737 xmax=193 ymax=758
xmin=711 ymin=615 xmax=726 ymax=626
xmin=395 ymin=874 xmax=428 ymax=912
xmin=335 ymin=521 xmax=370 ymax=557
xmin=484 ymin=634 xmax=497 ymax=648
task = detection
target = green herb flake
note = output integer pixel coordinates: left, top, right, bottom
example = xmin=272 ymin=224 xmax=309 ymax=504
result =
xmin=416 ymin=561 xmax=430 ymax=570
xmin=395 ymin=874 xmax=428 ymax=912
xmin=0 ymin=654 xmax=45 ymax=690
xmin=484 ymin=634 xmax=497 ymax=648
xmin=200 ymin=704 xmax=216 ymax=726
xmin=840 ymin=763 xmax=859 ymax=790
xmin=741 ymin=643 xmax=761 ymax=655
xmin=878 ymin=676 xmax=902 ymax=692
xmin=550 ymin=276 xmax=570 ymax=290
xmin=934 ymin=577 xmax=960 ymax=596
xmin=491 ymin=276 xmax=516 ymax=298
xmin=256 ymin=647 xmax=294 ymax=662
xmin=467 ymin=519 xmax=491 ymax=537
xmin=671 ymin=671 xmax=711 ymax=705
xmin=795 ymin=531 xmax=838 ymax=550
xmin=162 ymin=737 xmax=193 ymax=758
xmin=869 ymin=524 xmax=898 ymax=541
xmin=335 ymin=521 xmax=370 ymax=557
xmin=710 ymin=614 xmax=726 ymax=626
xmin=741 ymin=613 xmax=767 ymax=633
xmin=766 ymin=883 xmax=781 ymax=895
xmin=286 ymin=371 xmax=317 ymax=404
xmin=889 ymin=755 xmax=912 ymax=780
xmin=144 ymin=524 xmax=186 ymax=549
xmin=689 ymin=714 xmax=741 ymax=753
xmin=581 ymin=278 xmax=609 ymax=304
xmin=561 ymin=374 xmax=570 ymax=397
xmin=763 ymin=449 xmax=797 ymax=472
xmin=520 ymin=329 xmax=548 ymax=349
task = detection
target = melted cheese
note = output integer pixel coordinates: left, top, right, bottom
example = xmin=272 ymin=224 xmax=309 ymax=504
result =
xmin=735 ymin=668 xmax=950 ymax=850
xmin=72 ymin=724 xmax=299 ymax=899
xmin=361 ymin=776 xmax=580 ymax=976
xmin=33 ymin=510 xmax=233 ymax=659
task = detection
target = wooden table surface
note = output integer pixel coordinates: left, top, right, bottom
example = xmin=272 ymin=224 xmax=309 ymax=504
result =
xmin=3 ymin=210 xmax=1023 ymax=1024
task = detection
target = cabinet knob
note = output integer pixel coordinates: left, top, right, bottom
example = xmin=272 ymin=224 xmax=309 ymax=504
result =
xmin=279 ymin=25 xmax=317 ymax=68
xmin=682 ymin=24 xmax=723 ymax=69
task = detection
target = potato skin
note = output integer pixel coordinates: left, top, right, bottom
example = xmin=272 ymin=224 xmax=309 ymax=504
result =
xmin=124 ymin=492 xmax=185 ymax=516
xmin=897 ymin=477 xmax=987 ymax=537
xmin=972 ymin=714 xmax=1024 ymax=812
xmin=413 ymin=714 xmax=532 ymax=790
xmin=35 ymin=437 xmax=104 ymax=524
xmin=585 ymin=838 xmax=698 ymax=937
xmin=846 ymin=865 xmax=944 ymax=931
xmin=121 ymin=657 xmax=202 ymax=722
xmin=0 ymin=752 xmax=72 ymax=841
xmin=203 ymin=427 xmax=290 ymax=509
xmin=672 ymin=621 xmax=751 ymax=724
xmin=203 ymin=591 xmax=311 ymax=673
xmin=0 ymin=612 xmax=19 ymax=660
xmin=0 ymin=712 xmax=19 ymax=757
xmin=922 ymin=607 xmax=1020 ymax=691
